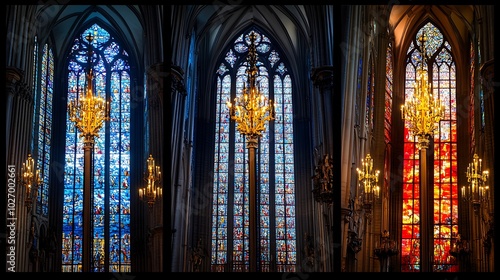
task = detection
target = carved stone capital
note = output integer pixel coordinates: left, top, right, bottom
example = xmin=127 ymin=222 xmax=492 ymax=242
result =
xmin=17 ymin=80 xmax=33 ymax=102
xmin=171 ymin=63 xmax=186 ymax=97
xmin=6 ymin=66 xmax=24 ymax=84
xmin=311 ymin=66 xmax=333 ymax=90
xmin=6 ymin=66 xmax=24 ymax=97
xmin=480 ymin=58 xmax=494 ymax=93
xmin=341 ymin=207 xmax=353 ymax=224
xmin=146 ymin=62 xmax=166 ymax=108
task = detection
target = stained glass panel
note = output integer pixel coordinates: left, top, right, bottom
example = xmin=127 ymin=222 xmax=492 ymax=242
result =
xmin=35 ymin=44 xmax=53 ymax=217
xmin=62 ymin=23 xmax=131 ymax=272
xmin=401 ymin=22 xmax=458 ymax=272
xmin=211 ymin=29 xmax=296 ymax=272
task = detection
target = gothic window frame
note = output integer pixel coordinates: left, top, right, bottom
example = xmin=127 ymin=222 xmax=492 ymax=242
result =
xmin=400 ymin=21 xmax=459 ymax=273
xmin=32 ymin=35 xmax=54 ymax=218
xmin=61 ymin=22 xmax=133 ymax=273
xmin=210 ymin=27 xmax=298 ymax=272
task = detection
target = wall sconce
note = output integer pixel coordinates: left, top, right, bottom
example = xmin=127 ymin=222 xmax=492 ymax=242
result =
xmin=139 ymin=154 xmax=162 ymax=209
xmin=461 ymin=153 xmax=489 ymax=212
xmin=356 ymin=153 xmax=380 ymax=211
xmin=20 ymin=154 xmax=42 ymax=212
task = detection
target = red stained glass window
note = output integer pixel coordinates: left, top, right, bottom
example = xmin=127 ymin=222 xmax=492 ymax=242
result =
xmin=401 ymin=22 xmax=458 ymax=272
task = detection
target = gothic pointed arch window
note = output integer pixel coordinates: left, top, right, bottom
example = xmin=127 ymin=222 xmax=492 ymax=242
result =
xmin=32 ymin=36 xmax=54 ymax=217
xmin=401 ymin=22 xmax=458 ymax=272
xmin=211 ymin=29 xmax=297 ymax=272
xmin=384 ymin=40 xmax=393 ymax=205
xmin=62 ymin=23 xmax=131 ymax=272
xmin=366 ymin=55 xmax=375 ymax=130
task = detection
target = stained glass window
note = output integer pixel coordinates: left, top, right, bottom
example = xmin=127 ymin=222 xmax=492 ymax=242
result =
xmin=31 ymin=36 xmax=39 ymax=153
xmin=401 ymin=22 xmax=458 ymax=272
xmin=366 ymin=56 xmax=375 ymax=128
xmin=355 ymin=57 xmax=363 ymax=127
xmin=385 ymin=42 xmax=393 ymax=145
xmin=384 ymin=41 xmax=393 ymax=204
xmin=62 ymin=23 xmax=131 ymax=272
xmin=477 ymin=39 xmax=485 ymax=130
xmin=31 ymin=37 xmax=53 ymax=217
xmin=211 ymin=29 xmax=296 ymax=272
xmin=469 ymin=41 xmax=475 ymax=155
xmin=35 ymin=44 xmax=54 ymax=217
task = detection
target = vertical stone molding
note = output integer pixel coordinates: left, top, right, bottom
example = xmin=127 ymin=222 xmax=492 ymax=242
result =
xmin=6 ymin=66 xmax=35 ymax=272
xmin=145 ymin=62 xmax=165 ymax=271
xmin=311 ymin=66 xmax=334 ymax=155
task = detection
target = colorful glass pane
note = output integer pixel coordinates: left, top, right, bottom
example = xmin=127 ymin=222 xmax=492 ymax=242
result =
xmin=35 ymin=44 xmax=53 ymax=217
xmin=62 ymin=23 xmax=131 ymax=272
xmin=212 ymin=30 xmax=296 ymax=272
xmin=401 ymin=22 xmax=458 ymax=272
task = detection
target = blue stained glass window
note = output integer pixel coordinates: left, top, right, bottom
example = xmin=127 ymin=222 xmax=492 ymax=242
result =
xmin=62 ymin=23 xmax=131 ymax=272
xmin=32 ymin=39 xmax=53 ymax=217
xmin=211 ymin=29 xmax=297 ymax=272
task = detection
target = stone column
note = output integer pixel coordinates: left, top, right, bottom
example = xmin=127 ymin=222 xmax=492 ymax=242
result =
xmin=6 ymin=67 xmax=34 ymax=272
xmin=145 ymin=62 xmax=165 ymax=272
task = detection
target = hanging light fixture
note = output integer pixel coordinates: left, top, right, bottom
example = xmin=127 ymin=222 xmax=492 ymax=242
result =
xmin=461 ymin=153 xmax=489 ymax=211
xmin=68 ymin=33 xmax=110 ymax=145
xmin=226 ymin=31 xmax=275 ymax=136
xmin=20 ymin=154 xmax=42 ymax=212
xmin=400 ymin=33 xmax=445 ymax=151
xmin=139 ymin=154 xmax=162 ymax=209
xmin=356 ymin=153 xmax=380 ymax=211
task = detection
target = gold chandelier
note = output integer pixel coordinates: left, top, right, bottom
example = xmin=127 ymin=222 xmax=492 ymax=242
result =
xmin=401 ymin=33 xmax=444 ymax=150
xmin=68 ymin=33 xmax=110 ymax=145
xmin=21 ymin=154 xmax=42 ymax=212
xmin=226 ymin=31 xmax=275 ymax=138
xmin=356 ymin=153 xmax=380 ymax=210
xmin=139 ymin=154 xmax=162 ymax=208
xmin=461 ymin=153 xmax=489 ymax=208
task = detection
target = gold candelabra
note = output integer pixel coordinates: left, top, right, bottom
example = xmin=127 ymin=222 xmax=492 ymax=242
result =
xmin=139 ymin=154 xmax=162 ymax=208
xmin=68 ymin=33 xmax=110 ymax=145
xmin=401 ymin=34 xmax=444 ymax=150
xmin=21 ymin=154 xmax=42 ymax=212
xmin=461 ymin=153 xmax=489 ymax=209
xmin=356 ymin=153 xmax=380 ymax=210
xmin=225 ymin=30 xmax=274 ymax=272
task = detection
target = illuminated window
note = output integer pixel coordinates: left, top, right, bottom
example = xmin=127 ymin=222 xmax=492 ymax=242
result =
xmin=384 ymin=41 xmax=393 ymax=201
xmin=62 ymin=23 xmax=131 ymax=272
xmin=401 ymin=22 xmax=458 ymax=272
xmin=211 ymin=29 xmax=297 ymax=272
xmin=32 ymin=38 xmax=53 ymax=217
xmin=366 ymin=56 xmax=375 ymax=128
xmin=469 ymin=41 xmax=475 ymax=155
